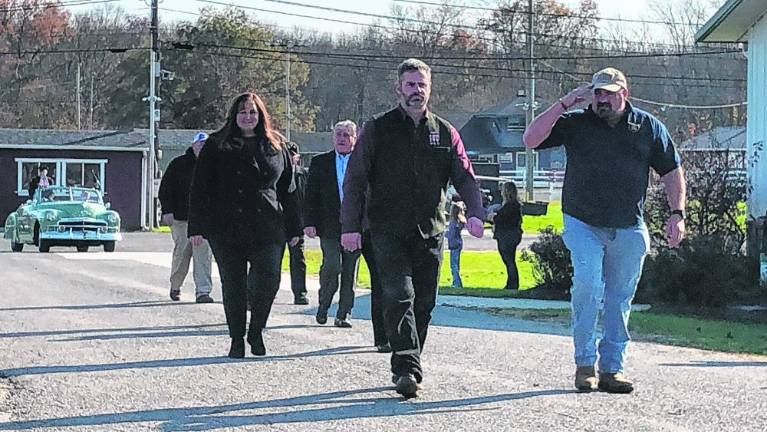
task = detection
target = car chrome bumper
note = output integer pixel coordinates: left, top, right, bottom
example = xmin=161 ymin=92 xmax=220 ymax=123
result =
xmin=40 ymin=231 xmax=122 ymax=241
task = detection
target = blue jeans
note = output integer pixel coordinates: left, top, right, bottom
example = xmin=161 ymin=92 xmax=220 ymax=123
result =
xmin=449 ymin=248 xmax=463 ymax=288
xmin=562 ymin=214 xmax=650 ymax=373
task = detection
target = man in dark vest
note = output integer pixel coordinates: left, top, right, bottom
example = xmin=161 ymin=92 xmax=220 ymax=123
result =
xmin=340 ymin=58 xmax=485 ymax=398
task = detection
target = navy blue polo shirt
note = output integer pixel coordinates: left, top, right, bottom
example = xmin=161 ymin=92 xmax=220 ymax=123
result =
xmin=538 ymin=102 xmax=681 ymax=228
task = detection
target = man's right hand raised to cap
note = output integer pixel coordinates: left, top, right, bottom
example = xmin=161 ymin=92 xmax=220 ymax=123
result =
xmin=341 ymin=232 xmax=362 ymax=252
xmin=560 ymin=84 xmax=592 ymax=110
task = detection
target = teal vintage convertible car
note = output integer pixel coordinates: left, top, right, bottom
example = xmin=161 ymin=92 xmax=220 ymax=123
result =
xmin=4 ymin=186 xmax=122 ymax=252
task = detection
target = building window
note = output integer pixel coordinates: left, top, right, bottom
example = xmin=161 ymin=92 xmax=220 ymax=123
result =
xmin=516 ymin=151 xmax=538 ymax=169
xmin=16 ymin=158 xmax=107 ymax=197
xmin=507 ymin=115 xmax=526 ymax=132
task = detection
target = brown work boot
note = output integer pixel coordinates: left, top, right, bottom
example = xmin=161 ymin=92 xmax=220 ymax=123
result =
xmin=598 ymin=373 xmax=634 ymax=394
xmin=574 ymin=366 xmax=598 ymax=392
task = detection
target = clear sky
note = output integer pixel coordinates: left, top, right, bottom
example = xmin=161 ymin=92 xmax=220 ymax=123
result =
xmin=64 ymin=0 xmax=722 ymax=38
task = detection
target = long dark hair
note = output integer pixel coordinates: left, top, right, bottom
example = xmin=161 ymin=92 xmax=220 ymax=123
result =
xmin=501 ymin=181 xmax=520 ymax=206
xmin=215 ymin=92 xmax=284 ymax=152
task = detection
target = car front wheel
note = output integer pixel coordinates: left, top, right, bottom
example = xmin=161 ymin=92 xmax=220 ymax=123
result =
xmin=38 ymin=239 xmax=51 ymax=253
xmin=103 ymin=241 xmax=116 ymax=252
xmin=11 ymin=240 xmax=23 ymax=252
xmin=76 ymin=245 xmax=89 ymax=252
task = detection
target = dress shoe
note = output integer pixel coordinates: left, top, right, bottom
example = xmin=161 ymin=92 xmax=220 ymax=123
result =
xmin=394 ymin=374 xmax=421 ymax=398
xmin=195 ymin=294 xmax=214 ymax=303
xmin=228 ymin=338 xmax=245 ymax=358
xmin=293 ymin=295 xmax=309 ymax=305
xmin=598 ymin=373 xmax=634 ymax=394
xmin=376 ymin=343 xmax=392 ymax=353
xmin=575 ymin=366 xmax=598 ymax=392
xmin=334 ymin=317 xmax=352 ymax=328
xmin=169 ymin=289 xmax=180 ymax=301
xmin=315 ymin=309 xmax=328 ymax=325
xmin=248 ymin=331 xmax=266 ymax=356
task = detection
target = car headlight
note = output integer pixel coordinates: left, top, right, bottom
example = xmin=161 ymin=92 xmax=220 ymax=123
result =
xmin=107 ymin=213 xmax=119 ymax=224
xmin=45 ymin=211 xmax=57 ymax=221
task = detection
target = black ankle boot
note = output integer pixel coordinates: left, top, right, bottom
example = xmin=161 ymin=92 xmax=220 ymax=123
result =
xmin=228 ymin=338 xmax=245 ymax=358
xmin=248 ymin=330 xmax=266 ymax=356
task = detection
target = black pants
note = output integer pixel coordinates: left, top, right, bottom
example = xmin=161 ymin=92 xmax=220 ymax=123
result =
xmin=288 ymin=238 xmax=307 ymax=299
xmin=318 ymin=236 xmax=360 ymax=319
xmin=497 ymin=240 xmax=520 ymax=290
xmin=362 ymin=231 xmax=387 ymax=347
xmin=372 ymin=230 xmax=443 ymax=382
xmin=208 ymin=238 xmax=285 ymax=342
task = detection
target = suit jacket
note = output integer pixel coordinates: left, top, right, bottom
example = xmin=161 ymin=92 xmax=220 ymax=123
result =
xmin=304 ymin=150 xmax=344 ymax=239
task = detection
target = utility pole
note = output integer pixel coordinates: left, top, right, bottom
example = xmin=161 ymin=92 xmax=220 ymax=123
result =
xmin=76 ymin=62 xmax=81 ymax=130
xmin=89 ymin=74 xmax=94 ymax=129
xmin=142 ymin=0 xmax=160 ymax=230
xmin=524 ymin=0 xmax=537 ymax=202
xmin=285 ymin=48 xmax=291 ymax=142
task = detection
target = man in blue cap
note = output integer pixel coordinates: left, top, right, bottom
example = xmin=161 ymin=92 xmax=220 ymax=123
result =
xmin=159 ymin=131 xmax=214 ymax=303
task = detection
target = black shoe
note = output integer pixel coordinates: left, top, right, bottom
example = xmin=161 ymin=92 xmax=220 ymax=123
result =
xmin=195 ymin=294 xmax=214 ymax=303
xmin=169 ymin=289 xmax=180 ymax=301
xmin=395 ymin=374 xmax=420 ymax=398
xmin=376 ymin=342 xmax=392 ymax=353
xmin=316 ymin=309 xmax=328 ymax=325
xmin=248 ymin=331 xmax=266 ymax=356
xmin=293 ymin=295 xmax=309 ymax=305
xmin=334 ymin=317 xmax=352 ymax=328
xmin=228 ymin=338 xmax=245 ymax=358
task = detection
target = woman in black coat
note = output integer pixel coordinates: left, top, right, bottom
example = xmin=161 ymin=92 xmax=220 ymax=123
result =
xmin=188 ymin=92 xmax=302 ymax=358
xmin=491 ymin=181 xmax=523 ymax=290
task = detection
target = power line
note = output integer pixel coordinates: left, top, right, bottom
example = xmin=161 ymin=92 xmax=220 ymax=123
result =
xmin=164 ymin=44 xmax=746 ymax=89
xmin=193 ymin=0 xmax=708 ymax=50
xmin=186 ymin=41 xmax=746 ymax=83
xmin=167 ymin=4 xmax=738 ymax=58
xmin=0 ymin=0 xmax=120 ymax=14
xmin=391 ymin=0 xmax=702 ymax=26
xmin=0 ymin=47 xmax=145 ymax=56
xmin=537 ymin=61 xmax=746 ymax=108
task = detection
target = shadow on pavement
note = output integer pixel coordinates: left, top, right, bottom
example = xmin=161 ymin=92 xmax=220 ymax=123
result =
xmin=659 ymin=360 xmax=767 ymax=368
xmin=0 ymin=323 xmax=227 ymax=339
xmin=0 ymin=387 xmax=577 ymax=431
xmin=293 ymin=293 xmax=570 ymax=338
xmin=0 ymin=300 xmax=191 ymax=312
xmin=0 ymin=346 xmax=376 ymax=378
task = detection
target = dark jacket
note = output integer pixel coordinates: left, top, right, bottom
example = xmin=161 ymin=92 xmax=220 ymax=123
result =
xmin=293 ymin=163 xmax=308 ymax=228
xmin=304 ymin=150 xmax=345 ymax=239
xmin=158 ymin=147 xmax=196 ymax=221
xmin=341 ymin=106 xmax=484 ymax=238
xmin=493 ymin=200 xmax=523 ymax=244
xmin=187 ymin=132 xmax=302 ymax=245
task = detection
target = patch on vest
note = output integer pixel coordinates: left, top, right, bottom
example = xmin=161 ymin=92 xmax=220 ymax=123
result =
xmin=429 ymin=131 xmax=441 ymax=146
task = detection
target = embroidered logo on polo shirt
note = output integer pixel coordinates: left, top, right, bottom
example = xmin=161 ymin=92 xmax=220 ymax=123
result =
xmin=628 ymin=120 xmax=641 ymax=133
xmin=429 ymin=131 xmax=441 ymax=146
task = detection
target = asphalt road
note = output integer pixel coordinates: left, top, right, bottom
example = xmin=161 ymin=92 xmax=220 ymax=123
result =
xmin=1 ymin=234 xmax=766 ymax=431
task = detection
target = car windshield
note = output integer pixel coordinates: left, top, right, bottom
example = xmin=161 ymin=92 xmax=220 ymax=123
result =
xmin=38 ymin=187 xmax=102 ymax=204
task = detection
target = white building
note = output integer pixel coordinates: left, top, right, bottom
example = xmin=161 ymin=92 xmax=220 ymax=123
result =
xmin=697 ymin=0 xmax=767 ymax=263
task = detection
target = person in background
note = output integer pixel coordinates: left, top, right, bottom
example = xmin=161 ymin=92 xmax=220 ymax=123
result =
xmin=304 ymin=120 xmax=362 ymax=329
xmin=159 ymin=131 xmax=214 ymax=304
xmin=287 ymin=142 xmax=309 ymax=305
xmin=188 ymin=92 xmax=302 ymax=358
xmin=446 ymin=195 xmax=467 ymax=289
xmin=28 ymin=166 xmax=52 ymax=199
xmin=489 ymin=181 xmax=523 ymax=291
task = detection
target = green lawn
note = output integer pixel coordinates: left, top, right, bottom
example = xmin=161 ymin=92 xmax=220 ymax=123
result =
xmin=522 ymin=201 xmax=563 ymax=234
xmin=282 ymin=249 xmax=537 ymax=291
xmin=488 ymin=308 xmax=767 ymax=356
